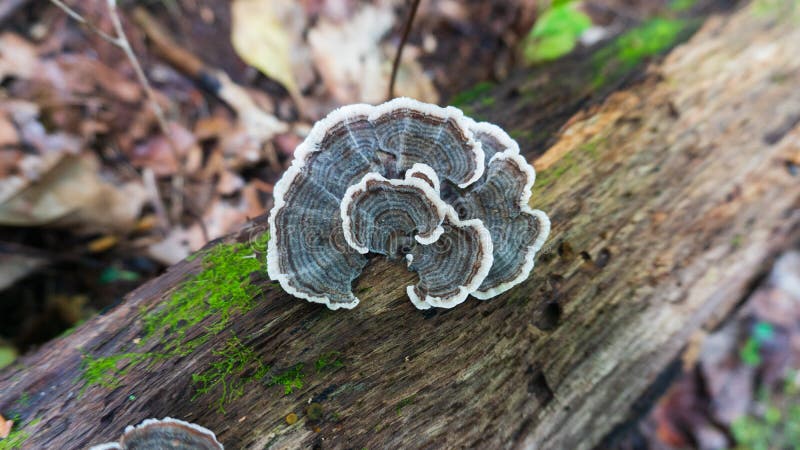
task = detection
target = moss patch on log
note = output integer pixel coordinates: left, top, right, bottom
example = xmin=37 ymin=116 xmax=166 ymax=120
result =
xmin=80 ymin=352 xmax=155 ymax=391
xmin=192 ymin=335 xmax=270 ymax=413
xmin=593 ymin=18 xmax=695 ymax=88
xmin=0 ymin=417 xmax=40 ymax=450
xmin=268 ymin=364 xmax=306 ymax=395
xmin=79 ymin=233 xmax=270 ymax=391
xmin=143 ymin=232 xmax=270 ymax=355
xmin=315 ymin=352 xmax=344 ymax=373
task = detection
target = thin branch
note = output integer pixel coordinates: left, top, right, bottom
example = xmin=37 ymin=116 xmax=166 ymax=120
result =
xmin=387 ymin=0 xmax=421 ymax=101
xmin=105 ymin=0 xmax=184 ymax=222
xmin=49 ymin=0 xmax=187 ymax=227
xmin=50 ymin=0 xmax=120 ymax=44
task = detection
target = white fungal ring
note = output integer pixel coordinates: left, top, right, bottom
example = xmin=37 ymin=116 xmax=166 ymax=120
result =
xmin=340 ymin=168 xmax=447 ymax=254
xmin=89 ymin=417 xmax=223 ymax=450
xmin=406 ymin=206 xmax=494 ymax=309
xmin=267 ymin=98 xmax=550 ymax=310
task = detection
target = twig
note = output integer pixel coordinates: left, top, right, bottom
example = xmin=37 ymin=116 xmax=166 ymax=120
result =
xmin=131 ymin=6 xmax=286 ymax=169
xmin=387 ymin=0 xmax=421 ymax=101
xmin=50 ymin=0 xmax=119 ymax=43
xmin=49 ymin=0 xmax=185 ymax=227
xmin=105 ymin=0 xmax=184 ymax=224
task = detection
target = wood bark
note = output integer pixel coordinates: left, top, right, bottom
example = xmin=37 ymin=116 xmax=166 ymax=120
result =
xmin=3 ymin=3 xmax=800 ymax=449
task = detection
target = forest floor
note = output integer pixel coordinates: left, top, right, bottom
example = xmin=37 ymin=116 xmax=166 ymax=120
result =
xmin=0 ymin=0 xmax=797 ymax=449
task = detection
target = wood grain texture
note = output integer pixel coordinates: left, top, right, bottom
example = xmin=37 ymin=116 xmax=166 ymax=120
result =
xmin=2 ymin=4 xmax=800 ymax=449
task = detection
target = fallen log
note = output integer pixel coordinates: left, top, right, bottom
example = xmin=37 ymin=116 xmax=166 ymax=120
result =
xmin=2 ymin=2 xmax=800 ymax=449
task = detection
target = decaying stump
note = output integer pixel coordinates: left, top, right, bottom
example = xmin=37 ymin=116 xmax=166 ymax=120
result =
xmin=2 ymin=2 xmax=800 ymax=449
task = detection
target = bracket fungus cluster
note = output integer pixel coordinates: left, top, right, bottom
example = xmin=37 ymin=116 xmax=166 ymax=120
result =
xmin=89 ymin=417 xmax=223 ymax=449
xmin=268 ymin=98 xmax=550 ymax=310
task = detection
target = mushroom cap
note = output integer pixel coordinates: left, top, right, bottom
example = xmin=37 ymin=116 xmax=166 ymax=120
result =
xmin=268 ymin=98 xmax=549 ymax=309
xmin=340 ymin=167 xmax=447 ymax=256
xmin=446 ymin=120 xmax=551 ymax=299
xmin=89 ymin=417 xmax=223 ymax=450
xmin=406 ymin=207 xmax=493 ymax=309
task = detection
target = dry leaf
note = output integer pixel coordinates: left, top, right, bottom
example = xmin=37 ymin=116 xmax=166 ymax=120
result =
xmin=217 ymin=170 xmax=245 ymax=195
xmin=0 ymin=414 xmax=13 ymax=439
xmin=130 ymin=122 xmax=197 ymax=176
xmin=215 ymin=70 xmax=288 ymax=165
xmin=0 ymin=153 xmax=148 ymax=232
xmin=308 ymin=5 xmax=393 ymax=104
xmin=0 ymin=32 xmax=39 ymax=79
xmin=308 ymin=5 xmax=438 ymax=105
xmin=0 ymin=112 xmax=18 ymax=147
xmin=148 ymin=199 xmax=249 ymax=265
xmin=87 ymin=235 xmax=119 ymax=253
xmin=231 ymin=0 xmax=300 ymax=102
xmin=0 ymin=246 xmax=47 ymax=291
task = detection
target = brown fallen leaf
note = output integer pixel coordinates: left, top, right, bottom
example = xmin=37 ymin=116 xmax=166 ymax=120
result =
xmin=130 ymin=122 xmax=197 ymax=176
xmin=0 ymin=153 xmax=148 ymax=232
xmin=217 ymin=170 xmax=245 ymax=195
xmin=0 ymin=112 xmax=18 ymax=147
xmin=194 ymin=115 xmax=232 ymax=141
xmin=0 ymin=32 xmax=39 ymax=79
xmin=148 ymin=199 xmax=249 ymax=265
xmin=0 ymin=414 xmax=12 ymax=439
xmin=87 ymin=235 xmax=118 ymax=253
xmin=308 ymin=5 xmax=438 ymax=105
xmin=230 ymin=0 xmax=302 ymax=103
xmin=0 ymin=242 xmax=49 ymax=291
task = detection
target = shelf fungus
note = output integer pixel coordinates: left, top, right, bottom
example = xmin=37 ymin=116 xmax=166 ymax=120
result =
xmin=89 ymin=417 xmax=223 ymax=449
xmin=268 ymin=98 xmax=550 ymax=310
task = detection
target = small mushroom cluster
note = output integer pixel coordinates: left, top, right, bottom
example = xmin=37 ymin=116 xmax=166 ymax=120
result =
xmin=89 ymin=417 xmax=223 ymax=449
xmin=268 ymin=98 xmax=550 ymax=310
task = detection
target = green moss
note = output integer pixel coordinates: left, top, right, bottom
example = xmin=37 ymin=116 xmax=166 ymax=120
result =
xmin=143 ymin=233 xmax=270 ymax=353
xmin=57 ymin=319 xmax=86 ymax=339
xmin=753 ymin=0 xmax=800 ymax=21
xmin=593 ymin=18 xmax=691 ymax=88
xmin=15 ymin=392 xmax=29 ymax=408
xmin=79 ymin=233 xmax=270 ymax=391
xmin=315 ymin=351 xmax=344 ymax=373
xmin=192 ymin=335 xmax=269 ymax=413
xmin=356 ymin=286 xmax=372 ymax=295
xmin=396 ymin=394 xmax=416 ymax=415
xmin=579 ymin=135 xmax=607 ymax=159
xmin=80 ymin=352 xmax=155 ymax=391
xmin=268 ymin=364 xmax=305 ymax=395
xmin=523 ymin=2 xmax=592 ymax=63
xmin=731 ymin=371 xmax=800 ymax=449
xmin=616 ymin=19 xmax=685 ymax=65
xmin=535 ymin=135 xmax=606 ymax=189
xmin=739 ymin=321 xmax=775 ymax=367
xmin=0 ymin=418 xmax=40 ymax=450
xmin=668 ymin=0 xmax=696 ymax=12
xmin=535 ymin=150 xmax=580 ymax=189
xmin=450 ymin=81 xmax=495 ymax=107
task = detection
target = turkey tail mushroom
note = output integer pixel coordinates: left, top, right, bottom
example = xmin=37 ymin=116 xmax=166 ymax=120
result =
xmin=267 ymin=98 xmax=549 ymax=309
xmin=88 ymin=417 xmax=223 ymax=450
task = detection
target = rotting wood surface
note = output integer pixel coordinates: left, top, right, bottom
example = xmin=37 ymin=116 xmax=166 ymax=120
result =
xmin=2 ymin=3 xmax=800 ymax=449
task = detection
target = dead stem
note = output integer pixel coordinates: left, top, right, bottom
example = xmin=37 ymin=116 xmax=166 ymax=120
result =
xmin=49 ymin=0 xmax=186 ymax=229
xmin=387 ymin=0 xmax=421 ymax=101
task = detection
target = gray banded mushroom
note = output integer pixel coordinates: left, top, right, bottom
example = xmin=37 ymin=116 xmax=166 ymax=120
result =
xmin=268 ymin=98 xmax=549 ymax=310
xmin=88 ymin=417 xmax=223 ymax=450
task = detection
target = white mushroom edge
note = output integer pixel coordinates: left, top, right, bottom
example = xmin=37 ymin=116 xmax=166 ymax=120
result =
xmin=88 ymin=417 xmax=223 ymax=450
xmin=406 ymin=207 xmax=494 ymax=310
xmin=339 ymin=164 xmax=448 ymax=254
xmin=268 ymin=98 xmax=549 ymax=310
xmin=266 ymin=104 xmax=376 ymax=310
